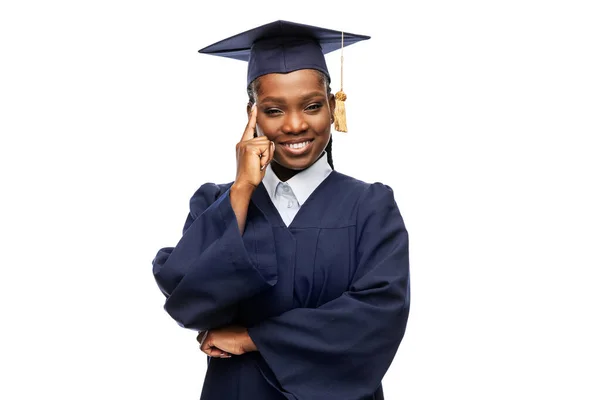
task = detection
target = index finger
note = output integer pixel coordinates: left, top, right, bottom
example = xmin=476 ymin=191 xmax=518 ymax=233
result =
xmin=241 ymin=104 xmax=258 ymax=142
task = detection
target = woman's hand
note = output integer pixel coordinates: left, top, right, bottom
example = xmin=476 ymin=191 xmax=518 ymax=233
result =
xmin=197 ymin=326 xmax=258 ymax=358
xmin=235 ymin=105 xmax=275 ymax=190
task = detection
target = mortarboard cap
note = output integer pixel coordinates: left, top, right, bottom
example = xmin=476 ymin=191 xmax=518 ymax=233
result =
xmin=198 ymin=20 xmax=370 ymax=132
xmin=198 ymin=20 xmax=370 ymax=86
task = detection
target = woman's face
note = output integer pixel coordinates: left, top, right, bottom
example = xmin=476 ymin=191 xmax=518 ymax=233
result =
xmin=251 ymin=69 xmax=335 ymax=171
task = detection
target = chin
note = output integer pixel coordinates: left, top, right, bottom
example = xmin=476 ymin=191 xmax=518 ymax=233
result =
xmin=274 ymin=157 xmax=312 ymax=171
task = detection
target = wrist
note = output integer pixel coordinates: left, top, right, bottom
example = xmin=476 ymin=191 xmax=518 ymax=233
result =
xmin=231 ymin=181 xmax=256 ymax=197
xmin=243 ymin=329 xmax=258 ymax=353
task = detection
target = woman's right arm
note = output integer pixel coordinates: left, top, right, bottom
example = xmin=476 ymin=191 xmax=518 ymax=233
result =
xmin=231 ymin=104 xmax=275 ymax=233
xmin=152 ymin=106 xmax=277 ymax=332
xmin=229 ymin=182 xmax=255 ymax=234
xmin=152 ymin=182 xmax=277 ymax=332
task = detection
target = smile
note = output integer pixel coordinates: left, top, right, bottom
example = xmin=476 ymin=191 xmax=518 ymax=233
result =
xmin=281 ymin=139 xmax=314 ymax=155
xmin=283 ymin=140 xmax=312 ymax=149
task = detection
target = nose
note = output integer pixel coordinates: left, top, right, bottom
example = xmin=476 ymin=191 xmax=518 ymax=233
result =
xmin=281 ymin=110 xmax=309 ymax=134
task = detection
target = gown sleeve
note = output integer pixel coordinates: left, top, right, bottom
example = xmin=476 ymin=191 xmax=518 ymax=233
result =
xmin=152 ymin=183 xmax=278 ymax=331
xmin=247 ymin=182 xmax=410 ymax=400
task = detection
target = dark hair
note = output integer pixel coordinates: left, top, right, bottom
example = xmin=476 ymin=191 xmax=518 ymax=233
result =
xmin=247 ymin=70 xmax=335 ymax=170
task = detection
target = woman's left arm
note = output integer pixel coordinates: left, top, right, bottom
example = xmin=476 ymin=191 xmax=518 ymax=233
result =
xmin=246 ymin=183 xmax=410 ymax=400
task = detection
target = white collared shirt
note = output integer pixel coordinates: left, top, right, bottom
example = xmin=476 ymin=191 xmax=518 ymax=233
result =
xmin=262 ymin=153 xmax=333 ymax=226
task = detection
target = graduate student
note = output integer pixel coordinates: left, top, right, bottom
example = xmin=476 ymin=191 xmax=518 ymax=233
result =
xmin=152 ymin=20 xmax=411 ymax=400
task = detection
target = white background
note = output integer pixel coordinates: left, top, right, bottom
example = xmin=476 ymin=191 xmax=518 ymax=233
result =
xmin=1 ymin=0 xmax=599 ymax=399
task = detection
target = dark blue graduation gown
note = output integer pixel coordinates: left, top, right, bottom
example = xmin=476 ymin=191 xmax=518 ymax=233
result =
xmin=152 ymin=170 xmax=410 ymax=400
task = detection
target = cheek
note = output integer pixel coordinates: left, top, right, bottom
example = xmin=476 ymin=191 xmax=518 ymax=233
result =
xmin=308 ymin=113 xmax=331 ymax=133
xmin=256 ymin=119 xmax=280 ymax=141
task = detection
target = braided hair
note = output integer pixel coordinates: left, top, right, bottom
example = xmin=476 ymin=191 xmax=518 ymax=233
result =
xmin=247 ymin=70 xmax=334 ymax=170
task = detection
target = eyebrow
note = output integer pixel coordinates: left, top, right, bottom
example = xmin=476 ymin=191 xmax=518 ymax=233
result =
xmin=261 ymin=91 xmax=326 ymax=104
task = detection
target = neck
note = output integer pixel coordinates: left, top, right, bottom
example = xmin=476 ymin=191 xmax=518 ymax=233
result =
xmin=272 ymin=152 xmax=326 ymax=182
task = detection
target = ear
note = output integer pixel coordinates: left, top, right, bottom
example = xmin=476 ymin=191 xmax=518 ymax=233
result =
xmin=328 ymin=93 xmax=336 ymax=123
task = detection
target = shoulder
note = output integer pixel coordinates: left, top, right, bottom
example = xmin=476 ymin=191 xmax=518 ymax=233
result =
xmin=332 ymin=170 xmax=396 ymax=205
xmin=188 ymin=181 xmax=234 ymax=218
xmin=328 ymin=171 xmax=401 ymax=226
xmin=333 ymin=172 xmax=400 ymax=223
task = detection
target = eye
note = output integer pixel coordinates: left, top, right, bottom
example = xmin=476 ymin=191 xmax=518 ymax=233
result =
xmin=264 ymin=108 xmax=283 ymax=116
xmin=305 ymin=103 xmax=323 ymax=112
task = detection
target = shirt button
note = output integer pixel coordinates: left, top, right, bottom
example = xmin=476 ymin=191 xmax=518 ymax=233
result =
xmin=283 ymin=185 xmax=290 ymax=193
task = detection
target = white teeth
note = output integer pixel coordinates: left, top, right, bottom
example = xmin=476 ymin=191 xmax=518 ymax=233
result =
xmin=285 ymin=141 xmax=310 ymax=149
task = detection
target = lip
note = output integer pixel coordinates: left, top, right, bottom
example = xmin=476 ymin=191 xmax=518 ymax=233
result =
xmin=279 ymin=139 xmax=314 ymax=156
xmin=280 ymin=138 xmax=314 ymax=145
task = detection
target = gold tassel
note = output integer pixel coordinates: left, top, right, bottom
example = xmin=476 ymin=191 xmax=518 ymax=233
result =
xmin=334 ymin=90 xmax=347 ymax=132
xmin=333 ymin=31 xmax=347 ymax=132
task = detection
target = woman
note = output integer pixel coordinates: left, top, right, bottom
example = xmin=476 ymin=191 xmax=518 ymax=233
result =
xmin=152 ymin=20 xmax=410 ymax=400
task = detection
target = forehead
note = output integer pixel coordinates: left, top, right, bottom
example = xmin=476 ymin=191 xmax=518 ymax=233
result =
xmin=255 ymin=69 xmax=326 ymax=98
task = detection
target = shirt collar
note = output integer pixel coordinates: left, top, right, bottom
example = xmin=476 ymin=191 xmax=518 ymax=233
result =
xmin=262 ymin=152 xmax=333 ymax=205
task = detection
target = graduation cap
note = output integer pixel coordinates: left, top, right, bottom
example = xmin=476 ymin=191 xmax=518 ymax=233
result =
xmin=198 ymin=20 xmax=370 ymax=132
